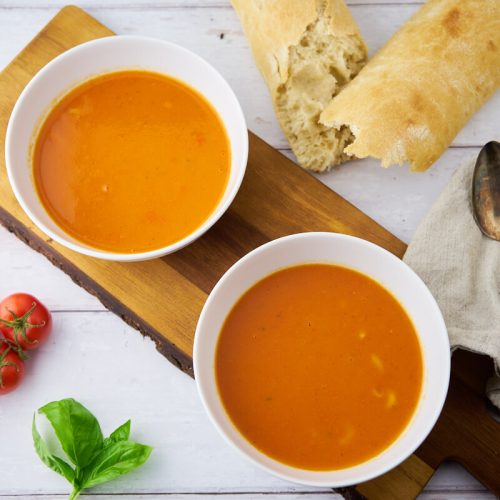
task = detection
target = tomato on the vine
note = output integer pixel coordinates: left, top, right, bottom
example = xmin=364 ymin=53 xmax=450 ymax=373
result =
xmin=0 ymin=342 xmax=25 ymax=395
xmin=0 ymin=293 xmax=52 ymax=350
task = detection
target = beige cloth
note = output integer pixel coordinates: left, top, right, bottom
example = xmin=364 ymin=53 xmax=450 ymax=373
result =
xmin=403 ymin=157 xmax=500 ymax=408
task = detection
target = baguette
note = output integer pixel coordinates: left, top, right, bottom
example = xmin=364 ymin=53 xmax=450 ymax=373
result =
xmin=320 ymin=0 xmax=500 ymax=171
xmin=231 ymin=0 xmax=367 ymax=172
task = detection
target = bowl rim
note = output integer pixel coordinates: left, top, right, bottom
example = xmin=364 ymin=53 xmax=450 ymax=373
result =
xmin=194 ymin=232 xmax=450 ymax=487
xmin=5 ymin=35 xmax=248 ymax=262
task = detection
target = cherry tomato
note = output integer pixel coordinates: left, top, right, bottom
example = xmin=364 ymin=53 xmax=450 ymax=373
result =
xmin=0 ymin=293 xmax=52 ymax=350
xmin=0 ymin=342 xmax=25 ymax=395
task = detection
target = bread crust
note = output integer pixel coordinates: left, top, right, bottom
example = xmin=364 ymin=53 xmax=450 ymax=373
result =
xmin=231 ymin=0 xmax=364 ymax=99
xmin=231 ymin=0 xmax=367 ymax=172
xmin=320 ymin=0 xmax=500 ymax=171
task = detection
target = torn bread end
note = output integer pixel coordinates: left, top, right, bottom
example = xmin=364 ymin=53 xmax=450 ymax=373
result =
xmin=274 ymin=13 xmax=366 ymax=172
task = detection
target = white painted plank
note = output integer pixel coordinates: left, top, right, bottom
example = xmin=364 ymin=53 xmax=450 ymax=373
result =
xmin=419 ymin=493 xmax=496 ymax=500
xmin=0 ymin=226 xmax=106 ymax=311
xmin=0 ymin=493 xmax=495 ymax=500
xmin=0 ymin=5 xmax=497 ymax=149
xmin=0 ymin=495 xmax=337 ymax=500
xmin=424 ymin=462 xmax=493 ymax=492
xmin=0 ymin=491 xmax=496 ymax=500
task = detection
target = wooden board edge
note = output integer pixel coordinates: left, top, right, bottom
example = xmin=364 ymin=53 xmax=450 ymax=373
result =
xmin=0 ymin=206 xmax=194 ymax=376
xmin=336 ymin=486 xmax=367 ymax=499
xmin=355 ymin=454 xmax=435 ymax=500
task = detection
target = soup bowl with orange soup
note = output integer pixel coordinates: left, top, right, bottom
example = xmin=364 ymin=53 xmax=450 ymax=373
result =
xmin=194 ymin=232 xmax=450 ymax=487
xmin=6 ymin=36 xmax=248 ymax=261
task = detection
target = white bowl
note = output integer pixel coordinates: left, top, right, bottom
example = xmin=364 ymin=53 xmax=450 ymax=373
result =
xmin=5 ymin=36 xmax=248 ymax=261
xmin=194 ymin=232 xmax=450 ymax=487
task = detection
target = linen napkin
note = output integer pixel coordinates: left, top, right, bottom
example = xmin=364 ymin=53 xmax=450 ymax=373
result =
xmin=403 ymin=157 xmax=500 ymax=408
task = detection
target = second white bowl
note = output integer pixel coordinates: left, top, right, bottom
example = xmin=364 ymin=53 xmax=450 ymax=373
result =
xmin=194 ymin=232 xmax=450 ymax=487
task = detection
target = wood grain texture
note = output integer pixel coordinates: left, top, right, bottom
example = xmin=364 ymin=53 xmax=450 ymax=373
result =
xmin=0 ymin=6 xmax=498 ymax=499
xmin=357 ymin=455 xmax=434 ymax=500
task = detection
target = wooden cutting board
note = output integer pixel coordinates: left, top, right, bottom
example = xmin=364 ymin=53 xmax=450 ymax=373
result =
xmin=0 ymin=7 xmax=498 ymax=499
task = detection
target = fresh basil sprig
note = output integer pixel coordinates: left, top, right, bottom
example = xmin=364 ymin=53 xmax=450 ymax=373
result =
xmin=32 ymin=398 xmax=152 ymax=500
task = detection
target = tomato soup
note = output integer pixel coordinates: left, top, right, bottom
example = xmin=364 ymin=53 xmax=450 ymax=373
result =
xmin=33 ymin=71 xmax=230 ymax=253
xmin=215 ymin=264 xmax=423 ymax=470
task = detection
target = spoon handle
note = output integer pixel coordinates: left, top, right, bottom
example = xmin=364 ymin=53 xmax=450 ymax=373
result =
xmin=486 ymin=142 xmax=500 ymax=216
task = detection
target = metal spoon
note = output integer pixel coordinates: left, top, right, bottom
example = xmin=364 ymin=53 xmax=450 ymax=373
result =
xmin=472 ymin=141 xmax=500 ymax=241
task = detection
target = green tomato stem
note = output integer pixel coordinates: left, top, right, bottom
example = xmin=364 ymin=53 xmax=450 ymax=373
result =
xmin=0 ymin=303 xmax=44 ymax=351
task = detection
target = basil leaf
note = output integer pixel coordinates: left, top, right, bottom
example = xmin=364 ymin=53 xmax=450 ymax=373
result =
xmin=82 ymin=440 xmax=152 ymax=489
xmin=33 ymin=398 xmax=152 ymax=498
xmin=32 ymin=414 xmax=75 ymax=484
xmin=103 ymin=420 xmax=131 ymax=447
xmin=38 ymin=398 xmax=103 ymax=468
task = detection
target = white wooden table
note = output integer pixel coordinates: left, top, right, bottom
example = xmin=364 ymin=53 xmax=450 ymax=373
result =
xmin=0 ymin=1 xmax=498 ymax=499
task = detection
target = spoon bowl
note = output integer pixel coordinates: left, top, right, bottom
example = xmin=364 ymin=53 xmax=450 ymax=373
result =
xmin=472 ymin=141 xmax=500 ymax=241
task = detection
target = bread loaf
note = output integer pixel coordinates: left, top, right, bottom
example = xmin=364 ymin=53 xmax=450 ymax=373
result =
xmin=320 ymin=0 xmax=500 ymax=171
xmin=231 ymin=0 xmax=367 ymax=172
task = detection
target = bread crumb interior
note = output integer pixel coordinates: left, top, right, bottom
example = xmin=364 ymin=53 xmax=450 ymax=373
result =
xmin=276 ymin=12 xmax=365 ymax=172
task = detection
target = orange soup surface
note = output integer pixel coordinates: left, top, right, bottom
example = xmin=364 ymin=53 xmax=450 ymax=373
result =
xmin=33 ymin=70 xmax=230 ymax=253
xmin=216 ymin=264 xmax=423 ymax=470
